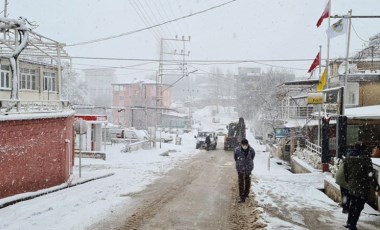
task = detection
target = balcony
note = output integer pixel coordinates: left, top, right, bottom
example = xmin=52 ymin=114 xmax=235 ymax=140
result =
xmin=280 ymin=105 xmax=315 ymax=120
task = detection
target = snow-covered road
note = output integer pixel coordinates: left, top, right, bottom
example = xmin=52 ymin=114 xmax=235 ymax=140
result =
xmin=1 ymin=106 xmax=379 ymax=229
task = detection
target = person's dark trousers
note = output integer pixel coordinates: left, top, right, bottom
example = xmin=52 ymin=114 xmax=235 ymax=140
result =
xmin=340 ymin=187 xmax=350 ymax=213
xmin=346 ymin=195 xmax=366 ymax=230
xmin=238 ymin=172 xmax=251 ymax=199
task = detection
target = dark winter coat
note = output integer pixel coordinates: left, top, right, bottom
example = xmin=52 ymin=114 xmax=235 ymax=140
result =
xmin=343 ymin=155 xmax=380 ymax=199
xmin=234 ymin=146 xmax=255 ymax=174
xmin=205 ymin=136 xmax=211 ymax=145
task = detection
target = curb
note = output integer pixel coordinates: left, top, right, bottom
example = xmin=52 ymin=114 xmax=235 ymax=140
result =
xmin=0 ymin=173 xmax=114 ymax=209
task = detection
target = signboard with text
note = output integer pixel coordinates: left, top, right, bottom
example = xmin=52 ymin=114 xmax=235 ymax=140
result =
xmin=275 ymin=128 xmax=289 ymax=138
xmin=307 ymin=93 xmax=323 ymax=104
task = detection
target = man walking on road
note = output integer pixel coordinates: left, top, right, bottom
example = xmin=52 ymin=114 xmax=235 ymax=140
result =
xmin=344 ymin=142 xmax=380 ymax=230
xmin=234 ymin=138 xmax=255 ymax=203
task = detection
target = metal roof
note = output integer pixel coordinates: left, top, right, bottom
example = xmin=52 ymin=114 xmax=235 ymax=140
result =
xmin=0 ymin=29 xmax=70 ymax=63
xmin=279 ymin=79 xmax=320 ymax=86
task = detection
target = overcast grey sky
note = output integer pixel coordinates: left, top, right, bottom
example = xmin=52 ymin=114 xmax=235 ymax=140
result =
xmin=5 ymin=0 xmax=380 ymax=79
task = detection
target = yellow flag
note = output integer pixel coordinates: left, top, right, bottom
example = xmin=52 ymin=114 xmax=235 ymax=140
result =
xmin=317 ymin=68 xmax=327 ymax=92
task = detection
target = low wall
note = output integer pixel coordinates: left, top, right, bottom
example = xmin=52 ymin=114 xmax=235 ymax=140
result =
xmin=74 ymin=151 xmax=106 ymax=160
xmin=291 ymin=157 xmax=314 ymax=174
xmin=324 ymin=177 xmax=342 ymax=204
xmin=267 ymin=144 xmax=285 ymax=160
xmin=324 ymin=162 xmax=380 ymax=211
xmin=0 ymin=112 xmax=75 ymax=199
xmin=121 ymin=140 xmax=151 ymax=152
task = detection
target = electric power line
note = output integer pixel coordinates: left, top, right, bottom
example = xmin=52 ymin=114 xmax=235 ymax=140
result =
xmin=73 ymin=61 xmax=156 ymax=69
xmin=129 ymin=0 xmax=162 ymax=44
xmin=70 ymin=56 xmax=326 ymax=63
xmin=162 ymin=0 xmax=185 ymax=36
xmin=130 ymin=0 xmax=186 ymax=69
xmin=66 ymin=0 xmax=237 ymax=47
xmin=351 ymin=21 xmax=370 ymax=43
xmin=67 ymin=57 xmax=334 ymax=72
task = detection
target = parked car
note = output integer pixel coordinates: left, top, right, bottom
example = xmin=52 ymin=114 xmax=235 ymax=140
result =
xmin=216 ymin=128 xmax=226 ymax=136
xmin=124 ymin=129 xmax=149 ymax=142
xmin=160 ymin=134 xmax=174 ymax=143
xmin=183 ymin=128 xmax=192 ymax=133
xmin=194 ymin=131 xmax=217 ymax=150
xmin=109 ymin=128 xmax=125 ymax=139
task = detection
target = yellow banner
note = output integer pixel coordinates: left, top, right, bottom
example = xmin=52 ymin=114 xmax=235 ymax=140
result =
xmin=317 ymin=68 xmax=327 ymax=92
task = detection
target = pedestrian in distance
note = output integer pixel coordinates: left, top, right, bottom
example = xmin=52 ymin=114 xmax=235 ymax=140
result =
xmin=343 ymin=142 xmax=380 ymax=230
xmin=234 ymin=138 xmax=255 ymax=203
xmin=205 ymin=134 xmax=211 ymax=151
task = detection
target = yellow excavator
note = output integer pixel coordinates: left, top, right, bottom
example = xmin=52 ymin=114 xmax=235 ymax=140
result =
xmin=224 ymin=117 xmax=246 ymax=150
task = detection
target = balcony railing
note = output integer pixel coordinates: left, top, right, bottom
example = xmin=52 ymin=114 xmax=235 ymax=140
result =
xmin=305 ymin=139 xmax=321 ymax=156
xmin=280 ymin=106 xmax=315 ymax=120
xmin=0 ymin=99 xmax=71 ymax=114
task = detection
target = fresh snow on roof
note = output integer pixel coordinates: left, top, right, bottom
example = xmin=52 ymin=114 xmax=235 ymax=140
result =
xmin=113 ymin=78 xmax=157 ymax=85
xmin=345 ymin=105 xmax=380 ymax=119
xmin=0 ymin=110 xmax=75 ymax=121
xmin=162 ymin=111 xmax=188 ymax=118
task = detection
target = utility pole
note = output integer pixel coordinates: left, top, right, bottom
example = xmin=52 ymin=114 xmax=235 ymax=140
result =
xmin=3 ymin=0 xmax=8 ymax=17
xmin=343 ymin=10 xmax=352 ymax=114
xmin=157 ymin=36 xmax=191 ymax=127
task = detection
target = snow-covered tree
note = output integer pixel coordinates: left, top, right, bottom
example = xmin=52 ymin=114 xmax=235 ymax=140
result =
xmin=0 ymin=17 xmax=29 ymax=100
xmin=61 ymin=64 xmax=89 ymax=105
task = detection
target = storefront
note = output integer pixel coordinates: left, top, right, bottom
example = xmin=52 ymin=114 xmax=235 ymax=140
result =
xmin=75 ymin=115 xmax=107 ymax=151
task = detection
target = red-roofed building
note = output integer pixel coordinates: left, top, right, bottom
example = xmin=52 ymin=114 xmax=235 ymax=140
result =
xmin=112 ymin=79 xmax=171 ymax=128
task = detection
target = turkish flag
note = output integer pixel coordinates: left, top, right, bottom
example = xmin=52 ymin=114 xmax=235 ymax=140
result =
xmin=308 ymin=52 xmax=320 ymax=73
xmin=316 ymin=0 xmax=331 ymax=28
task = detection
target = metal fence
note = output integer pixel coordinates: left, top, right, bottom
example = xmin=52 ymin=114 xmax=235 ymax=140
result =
xmin=305 ymin=139 xmax=321 ymax=155
xmin=280 ymin=106 xmax=315 ymax=119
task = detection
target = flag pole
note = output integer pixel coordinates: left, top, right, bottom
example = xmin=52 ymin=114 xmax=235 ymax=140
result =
xmin=326 ymin=0 xmax=331 ymax=88
xmin=319 ymin=45 xmax=322 ymax=76
xmin=318 ymin=45 xmax=322 ymax=146
xmin=343 ymin=10 xmax=352 ymax=115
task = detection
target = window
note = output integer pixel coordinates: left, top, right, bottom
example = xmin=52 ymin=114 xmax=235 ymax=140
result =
xmin=20 ymin=68 xmax=38 ymax=90
xmin=0 ymin=65 xmax=10 ymax=89
xmin=44 ymin=72 xmax=56 ymax=91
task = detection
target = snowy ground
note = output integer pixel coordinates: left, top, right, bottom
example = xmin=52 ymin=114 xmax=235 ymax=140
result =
xmin=0 ymin=134 xmax=201 ymax=230
xmin=247 ymin=128 xmax=380 ymax=229
xmin=1 ymin=106 xmax=379 ymax=229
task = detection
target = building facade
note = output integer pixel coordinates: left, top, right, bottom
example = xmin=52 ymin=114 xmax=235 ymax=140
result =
xmin=83 ymin=68 xmax=116 ymax=107
xmin=0 ymin=59 xmax=61 ymax=101
xmin=112 ymin=79 xmax=171 ymax=128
